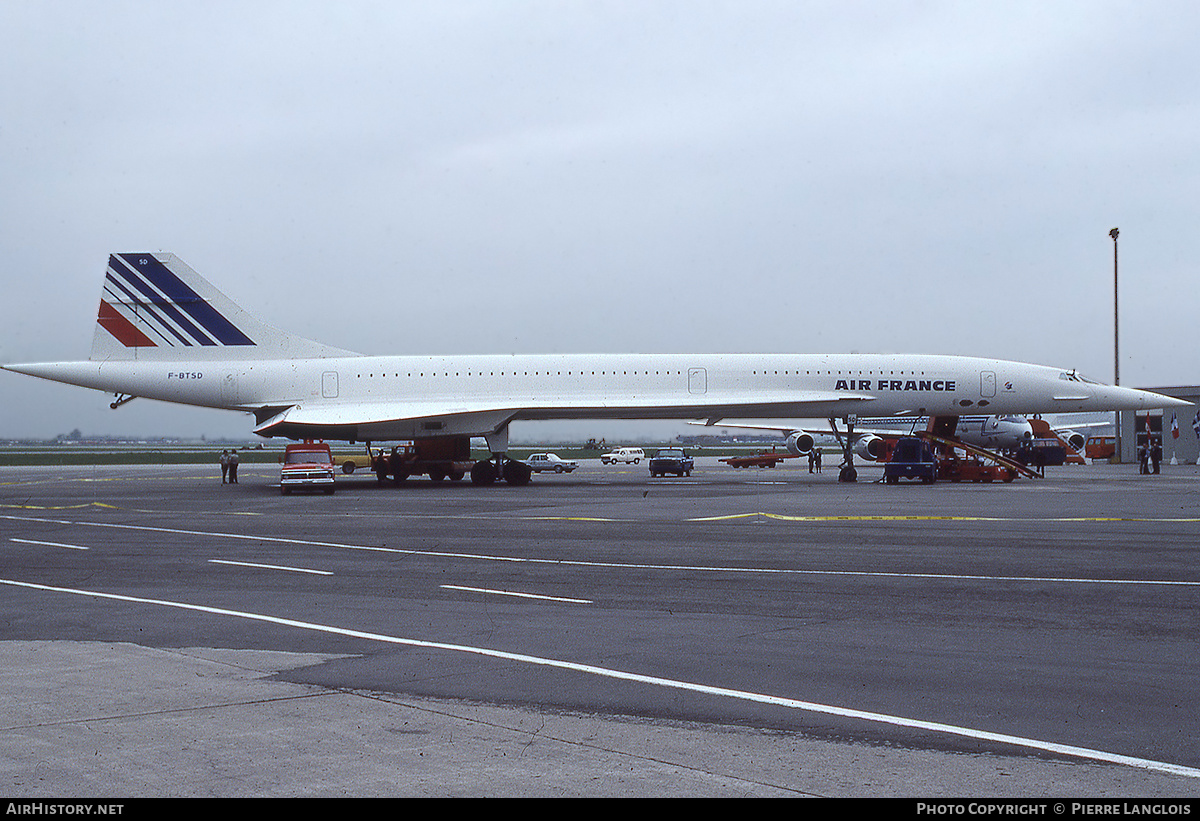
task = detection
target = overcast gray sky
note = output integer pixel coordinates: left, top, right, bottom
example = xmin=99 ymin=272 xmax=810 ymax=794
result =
xmin=1 ymin=0 xmax=1196 ymax=441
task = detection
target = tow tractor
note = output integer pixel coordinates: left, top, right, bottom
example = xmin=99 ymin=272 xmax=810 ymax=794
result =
xmin=367 ymin=437 xmax=475 ymax=483
xmin=338 ymin=435 xmax=532 ymax=486
xmin=883 ymin=437 xmax=939 ymax=483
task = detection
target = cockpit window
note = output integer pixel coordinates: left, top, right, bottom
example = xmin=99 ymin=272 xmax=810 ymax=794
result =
xmin=1059 ymin=370 xmax=1102 ymax=384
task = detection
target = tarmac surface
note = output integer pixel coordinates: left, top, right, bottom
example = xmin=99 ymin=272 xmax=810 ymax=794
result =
xmin=1 ymin=455 xmax=1199 ymax=797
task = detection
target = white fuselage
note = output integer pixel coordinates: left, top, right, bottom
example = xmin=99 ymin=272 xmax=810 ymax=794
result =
xmin=7 ymin=352 xmax=1170 ymax=443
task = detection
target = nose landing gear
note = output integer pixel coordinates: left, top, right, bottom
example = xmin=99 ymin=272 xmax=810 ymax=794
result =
xmin=830 ymin=415 xmax=859 ymax=483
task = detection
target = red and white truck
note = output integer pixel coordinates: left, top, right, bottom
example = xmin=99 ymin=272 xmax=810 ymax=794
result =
xmin=280 ymin=441 xmax=336 ymax=495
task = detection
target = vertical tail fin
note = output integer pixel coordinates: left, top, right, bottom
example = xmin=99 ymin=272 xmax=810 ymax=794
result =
xmin=90 ymin=253 xmax=356 ymax=361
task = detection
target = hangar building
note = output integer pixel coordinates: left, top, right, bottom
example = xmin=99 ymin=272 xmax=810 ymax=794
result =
xmin=1120 ymin=386 xmax=1200 ymax=465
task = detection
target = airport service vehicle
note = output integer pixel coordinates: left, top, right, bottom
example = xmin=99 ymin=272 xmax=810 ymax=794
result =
xmin=649 ymin=448 xmax=694 ymax=477
xmin=1015 ymin=439 xmax=1067 ymax=468
xmin=3 ymin=253 xmax=1185 ymax=486
xmin=601 ymin=447 xmax=645 ymax=465
xmin=526 ymin=453 xmax=578 ymax=473
xmin=371 ymin=438 xmax=473 ymax=482
xmin=884 ymin=437 xmax=939 ymax=484
xmin=938 ymin=453 xmax=1015 ymax=483
xmin=719 ymin=451 xmax=789 ymax=468
xmin=280 ymin=441 xmax=336 ymax=494
xmin=1085 ymin=435 xmax=1116 ymax=460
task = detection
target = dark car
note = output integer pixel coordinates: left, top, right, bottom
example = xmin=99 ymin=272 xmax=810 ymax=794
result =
xmin=883 ymin=437 xmax=938 ymax=484
xmin=649 ymin=448 xmax=694 ymax=477
xmin=1016 ymin=439 xmax=1066 ymax=468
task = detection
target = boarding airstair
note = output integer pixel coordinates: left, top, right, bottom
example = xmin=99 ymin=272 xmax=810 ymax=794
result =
xmin=917 ymin=431 xmax=1042 ymax=481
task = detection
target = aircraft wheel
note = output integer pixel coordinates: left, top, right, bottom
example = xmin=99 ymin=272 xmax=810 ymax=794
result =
xmin=503 ymin=460 xmax=533 ymax=486
xmin=471 ymin=460 xmax=498 ymax=485
xmin=838 ymin=466 xmax=857 ymax=483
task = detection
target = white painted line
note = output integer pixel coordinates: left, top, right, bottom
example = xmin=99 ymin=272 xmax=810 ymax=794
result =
xmin=208 ymin=559 xmax=332 ymax=576
xmin=10 ymin=537 xmax=88 ymax=551
xmin=4 ymin=514 xmax=1198 ymax=588
xmin=2 ymin=575 xmax=1198 ymax=780
xmin=441 ymin=584 xmax=592 ymax=604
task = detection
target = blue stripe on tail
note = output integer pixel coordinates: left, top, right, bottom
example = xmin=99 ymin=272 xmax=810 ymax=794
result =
xmin=110 ymin=254 xmax=255 ymax=346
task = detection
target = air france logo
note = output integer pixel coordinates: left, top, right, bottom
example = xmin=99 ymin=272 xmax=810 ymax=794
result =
xmin=836 ymin=378 xmax=957 ymax=392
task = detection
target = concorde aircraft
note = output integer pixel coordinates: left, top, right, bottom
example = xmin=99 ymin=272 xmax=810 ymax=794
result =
xmin=2 ymin=253 xmax=1188 ymax=483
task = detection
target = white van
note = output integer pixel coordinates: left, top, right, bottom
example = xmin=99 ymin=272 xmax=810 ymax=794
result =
xmin=600 ymin=447 xmax=646 ymax=464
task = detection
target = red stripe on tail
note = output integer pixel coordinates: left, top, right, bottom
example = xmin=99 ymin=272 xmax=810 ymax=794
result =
xmin=97 ymin=300 xmax=157 ymax=347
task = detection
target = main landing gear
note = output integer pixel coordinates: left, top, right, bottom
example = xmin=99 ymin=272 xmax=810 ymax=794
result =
xmin=469 ymin=423 xmax=533 ymax=486
xmin=470 ymin=457 xmax=532 ymax=486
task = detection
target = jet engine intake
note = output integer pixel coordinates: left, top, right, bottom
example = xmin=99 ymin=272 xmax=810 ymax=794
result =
xmin=1059 ymin=429 xmax=1086 ymax=451
xmin=855 ymin=434 xmax=886 ymax=461
xmin=785 ymin=432 xmax=814 ymax=455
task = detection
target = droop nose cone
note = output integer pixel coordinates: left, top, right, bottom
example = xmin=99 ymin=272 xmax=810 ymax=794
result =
xmin=1115 ymin=385 xmax=1191 ymax=411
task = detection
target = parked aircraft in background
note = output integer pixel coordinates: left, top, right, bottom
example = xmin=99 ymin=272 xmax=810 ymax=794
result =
xmin=697 ymin=415 xmax=1036 ymax=461
xmin=1036 ymin=416 xmax=1113 ymax=452
xmin=3 ymin=253 xmax=1188 ymax=483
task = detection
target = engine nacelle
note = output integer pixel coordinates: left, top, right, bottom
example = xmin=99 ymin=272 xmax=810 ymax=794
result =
xmin=785 ymin=432 xmax=814 ymax=455
xmin=1059 ymin=429 xmax=1086 ymax=451
xmin=855 ymin=434 xmax=886 ymax=461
